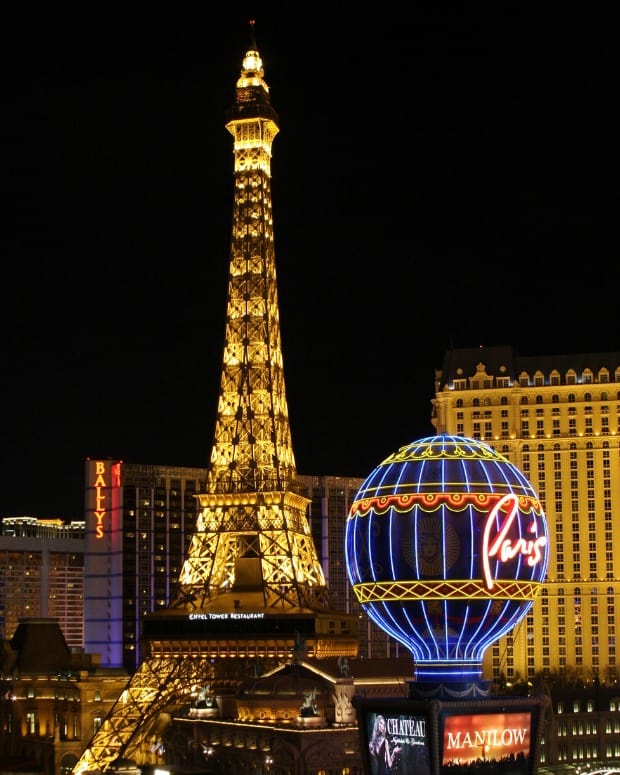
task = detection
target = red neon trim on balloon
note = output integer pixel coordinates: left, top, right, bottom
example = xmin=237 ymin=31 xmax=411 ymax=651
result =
xmin=349 ymin=491 xmax=543 ymax=518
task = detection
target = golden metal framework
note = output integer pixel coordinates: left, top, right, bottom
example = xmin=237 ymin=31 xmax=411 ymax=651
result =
xmin=352 ymin=579 xmax=543 ymax=604
xmin=74 ymin=28 xmax=355 ymax=775
xmin=73 ymin=657 xmax=215 ymax=772
xmin=167 ymin=35 xmax=331 ymax=616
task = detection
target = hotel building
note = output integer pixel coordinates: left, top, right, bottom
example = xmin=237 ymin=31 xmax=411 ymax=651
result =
xmin=0 ymin=517 xmax=85 ymax=648
xmin=431 ymin=345 xmax=620 ymax=686
xmin=82 ymin=464 xmax=392 ymax=673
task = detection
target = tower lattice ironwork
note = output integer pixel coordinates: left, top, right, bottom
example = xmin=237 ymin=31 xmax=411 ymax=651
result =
xmin=74 ymin=25 xmax=357 ymax=775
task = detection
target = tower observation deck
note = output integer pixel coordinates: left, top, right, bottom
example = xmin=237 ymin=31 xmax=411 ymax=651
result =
xmin=73 ymin=24 xmax=357 ymax=774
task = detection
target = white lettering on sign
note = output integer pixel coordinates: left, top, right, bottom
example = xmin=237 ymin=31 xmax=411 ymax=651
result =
xmin=386 ymin=716 xmax=426 ymax=738
xmin=482 ymin=493 xmax=547 ymax=590
xmin=188 ymin=612 xmax=265 ymax=620
xmin=446 ymin=727 xmax=528 ymax=750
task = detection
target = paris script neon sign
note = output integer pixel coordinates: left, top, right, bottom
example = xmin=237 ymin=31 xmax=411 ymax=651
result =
xmin=482 ymin=493 xmax=547 ymax=590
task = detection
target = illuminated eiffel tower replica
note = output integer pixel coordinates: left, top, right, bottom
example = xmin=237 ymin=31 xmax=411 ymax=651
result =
xmin=74 ymin=23 xmax=358 ymax=775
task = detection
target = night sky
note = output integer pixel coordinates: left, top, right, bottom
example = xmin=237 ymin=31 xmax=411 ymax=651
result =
xmin=3 ymin=6 xmax=619 ymax=519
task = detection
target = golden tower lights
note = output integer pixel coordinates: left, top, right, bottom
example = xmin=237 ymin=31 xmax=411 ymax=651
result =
xmin=73 ymin=25 xmax=357 ymax=774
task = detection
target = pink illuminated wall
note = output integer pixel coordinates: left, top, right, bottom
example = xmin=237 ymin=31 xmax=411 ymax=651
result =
xmin=84 ymin=458 xmax=124 ymax=668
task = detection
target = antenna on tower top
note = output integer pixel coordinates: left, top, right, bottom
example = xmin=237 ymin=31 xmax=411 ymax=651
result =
xmin=249 ymin=18 xmax=256 ymax=47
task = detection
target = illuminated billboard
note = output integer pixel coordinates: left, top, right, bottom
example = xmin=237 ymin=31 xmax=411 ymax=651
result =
xmin=357 ymin=699 xmax=433 ymax=775
xmin=355 ymin=695 xmax=547 ymax=775
xmin=440 ymin=709 xmax=533 ymax=775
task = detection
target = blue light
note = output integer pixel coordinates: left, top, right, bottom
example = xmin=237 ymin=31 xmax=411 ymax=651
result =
xmin=345 ymin=434 xmax=550 ymax=684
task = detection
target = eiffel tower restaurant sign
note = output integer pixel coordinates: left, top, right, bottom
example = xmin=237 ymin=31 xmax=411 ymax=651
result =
xmin=345 ymin=434 xmax=550 ymax=689
xmin=189 ymin=612 xmax=266 ymax=621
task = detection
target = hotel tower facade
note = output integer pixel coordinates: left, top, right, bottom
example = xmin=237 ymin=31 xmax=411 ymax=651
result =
xmin=432 ymin=345 xmax=620 ymax=687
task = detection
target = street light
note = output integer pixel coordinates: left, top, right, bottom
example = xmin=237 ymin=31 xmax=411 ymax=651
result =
xmin=201 ymin=744 xmax=222 ymax=774
xmin=264 ymin=754 xmax=273 ymax=773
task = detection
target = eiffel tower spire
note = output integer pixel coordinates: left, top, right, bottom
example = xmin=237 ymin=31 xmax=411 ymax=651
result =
xmin=205 ymin=25 xmax=293 ymax=496
xmin=169 ymin=24 xmax=330 ymax=613
xmin=73 ymin=26 xmax=357 ymax=775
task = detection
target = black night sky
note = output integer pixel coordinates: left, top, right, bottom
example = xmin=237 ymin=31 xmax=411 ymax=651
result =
xmin=3 ymin=6 xmax=619 ymax=519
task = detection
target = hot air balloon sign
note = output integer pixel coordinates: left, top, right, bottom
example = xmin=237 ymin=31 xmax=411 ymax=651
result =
xmin=345 ymin=435 xmax=549 ymax=691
